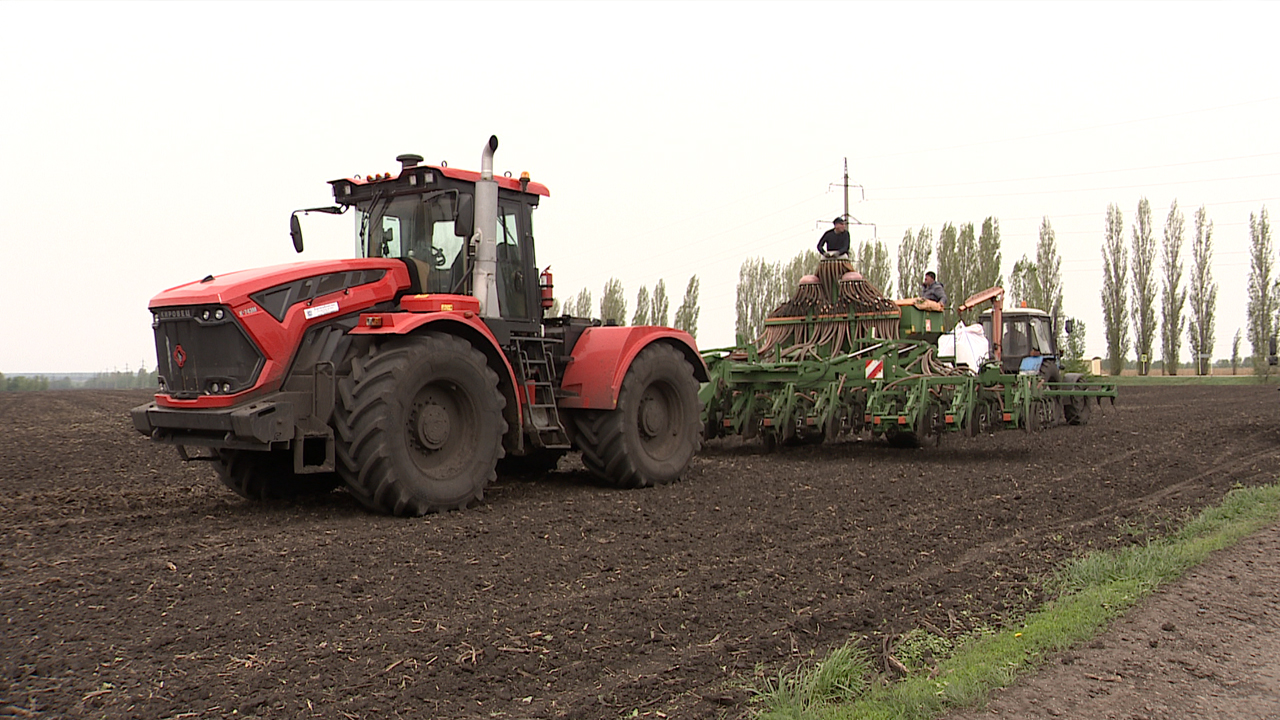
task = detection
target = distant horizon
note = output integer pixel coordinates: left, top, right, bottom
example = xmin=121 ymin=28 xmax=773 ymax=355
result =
xmin=1 ymin=370 xmax=153 ymax=378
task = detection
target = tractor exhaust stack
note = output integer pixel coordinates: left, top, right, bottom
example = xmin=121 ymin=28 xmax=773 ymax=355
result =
xmin=472 ymin=136 xmax=501 ymax=318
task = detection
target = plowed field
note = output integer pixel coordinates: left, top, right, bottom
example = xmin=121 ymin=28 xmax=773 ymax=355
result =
xmin=2 ymin=386 xmax=1277 ymax=718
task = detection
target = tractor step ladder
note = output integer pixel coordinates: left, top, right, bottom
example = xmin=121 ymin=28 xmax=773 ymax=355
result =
xmin=513 ymin=337 xmax=572 ymax=449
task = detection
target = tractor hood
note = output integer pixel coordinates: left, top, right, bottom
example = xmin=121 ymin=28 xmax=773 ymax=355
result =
xmin=148 ymin=259 xmax=410 ymax=311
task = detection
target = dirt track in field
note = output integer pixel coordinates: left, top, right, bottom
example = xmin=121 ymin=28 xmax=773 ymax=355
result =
xmin=2 ymin=385 xmax=1278 ymax=718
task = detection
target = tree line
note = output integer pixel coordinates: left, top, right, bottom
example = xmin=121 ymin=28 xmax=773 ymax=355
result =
xmin=553 ymin=275 xmax=702 ymax=338
xmin=0 ymin=368 xmax=160 ymax=392
xmin=1100 ymin=198 xmax=1225 ymax=376
xmin=735 ymin=215 xmax=1067 ymax=342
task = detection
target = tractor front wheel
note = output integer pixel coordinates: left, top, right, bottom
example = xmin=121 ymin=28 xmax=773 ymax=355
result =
xmin=335 ymin=333 xmax=506 ymax=515
xmin=572 ymin=343 xmax=702 ymax=488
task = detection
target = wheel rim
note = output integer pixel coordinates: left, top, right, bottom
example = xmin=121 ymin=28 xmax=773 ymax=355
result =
xmin=407 ymin=381 xmax=475 ymax=476
xmin=636 ymin=380 xmax=684 ymax=459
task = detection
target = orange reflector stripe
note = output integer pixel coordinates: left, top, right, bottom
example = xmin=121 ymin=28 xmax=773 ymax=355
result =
xmin=898 ymin=416 xmax=908 ymax=425
xmin=1003 ymin=412 xmax=1013 ymax=422
xmin=945 ymin=415 xmax=954 ymax=424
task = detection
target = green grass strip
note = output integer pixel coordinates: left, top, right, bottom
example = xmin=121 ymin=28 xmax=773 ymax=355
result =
xmin=753 ymin=483 xmax=1280 ymax=720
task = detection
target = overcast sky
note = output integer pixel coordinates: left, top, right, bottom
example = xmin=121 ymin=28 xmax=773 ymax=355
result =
xmin=2 ymin=1 xmax=1277 ymax=373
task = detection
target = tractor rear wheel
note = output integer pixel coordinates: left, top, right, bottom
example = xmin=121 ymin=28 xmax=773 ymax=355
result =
xmin=572 ymin=343 xmax=701 ymax=488
xmin=214 ymin=449 xmax=341 ymax=501
xmin=335 ymin=333 xmax=506 ymax=515
xmin=1062 ymin=375 xmax=1093 ymax=426
xmin=1065 ymin=397 xmax=1092 ymax=425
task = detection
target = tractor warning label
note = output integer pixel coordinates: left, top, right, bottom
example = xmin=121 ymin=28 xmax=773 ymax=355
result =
xmin=865 ymin=359 xmax=884 ymax=380
xmin=304 ymin=301 xmax=340 ymax=320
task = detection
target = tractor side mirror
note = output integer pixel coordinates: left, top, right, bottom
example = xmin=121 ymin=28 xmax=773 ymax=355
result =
xmin=1064 ymin=318 xmax=1075 ymax=335
xmin=288 ymin=206 xmax=344 ymax=254
xmin=290 ymin=213 xmax=304 ymax=253
xmin=455 ymin=194 xmax=474 ymax=239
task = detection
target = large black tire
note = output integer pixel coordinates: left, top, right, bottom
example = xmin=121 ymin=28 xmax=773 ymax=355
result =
xmin=214 ymin=449 xmax=342 ymax=501
xmin=334 ymin=333 xmax=506 ymax=515
xmin=572 ymin=343 xmax=702 ymax=488
xmin=1061 ymin=373 xmax=1092 ymax=426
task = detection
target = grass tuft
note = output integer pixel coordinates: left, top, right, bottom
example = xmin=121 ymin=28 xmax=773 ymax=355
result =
xmin=755 ymin=644 xmax=875 ymax=719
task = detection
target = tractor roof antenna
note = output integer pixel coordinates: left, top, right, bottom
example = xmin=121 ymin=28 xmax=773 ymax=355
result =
xmin=819 ymin=157 xmax=875 ymax=240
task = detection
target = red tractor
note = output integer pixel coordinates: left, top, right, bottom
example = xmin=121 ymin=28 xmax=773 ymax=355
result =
xmin=132 ymin=137 xmax=706 ymax=515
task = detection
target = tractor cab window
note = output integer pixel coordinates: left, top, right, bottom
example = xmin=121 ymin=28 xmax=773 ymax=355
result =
xmin=356 ymin=193 xmax=470 ymax=294
xmin=1002 ymin=318 xmax=1033 ymax=357
xmin=496 ymin=202 xmax=531 ymax=319
xmin=1029 ymin=316 xmax=1054 ymax=356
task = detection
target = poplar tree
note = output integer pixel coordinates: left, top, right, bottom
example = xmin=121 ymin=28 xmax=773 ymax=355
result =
xmin=1232 ymin=329 xmax=1242 ymax=375
xmin=651 ymin=279 xmax=669 ymax=327
xmin=1064 ymin=319 xmax=1088 ymax=373
xmin=1246 ymin=206 xmax=1276 ymax=373
xmin=1130 ymin=198 xmax=1158 ymax=373
xmin=1159 ymin=201 xmax=1186 ymax=374
xmin=632 ymin=285 xmax=651 ymax=326
xmin=1101 ymin=204 xmax=1129 ymax=375
xmin=1187 ymin=206 xmax=1217 ymax=375
xmin=735 ymin=250 xmax=821 ymax=342
xmin=897 ymin=227 xmax=932 ymax=298
xmin=855 ymin=240 xmax=892 ymax=295
xmin=599 ymin=278 xmax=627 ymax=325
xmin=976 ymin=217 xmax=1003 ymax=292
xmin=736 ymin=257 xmax=780 ymax=342
xmin=782 ymin=250 xmax=822 ymax=290
xmin=1037 ymin=217 xmax=1063 ymax=320
xmin=570 ymin=289 xmax=594 ymax=319
xmin=953 ymin=223 xmax=979 ymax=314
xmin=674 ymin=276 xmax=700 ymax=338
xmin=1009 ymin=256 xmax=1040 ymax=309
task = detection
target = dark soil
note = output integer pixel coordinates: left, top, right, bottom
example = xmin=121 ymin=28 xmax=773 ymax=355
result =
xmin=2 ymin=385 xmax=1277 ymax=719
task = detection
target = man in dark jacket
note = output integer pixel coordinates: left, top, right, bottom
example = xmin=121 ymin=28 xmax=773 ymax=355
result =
xmin=816 ymin=217 xmax=850 ymax=256
xmin=921 ymin=271 xmax=947 ymax=304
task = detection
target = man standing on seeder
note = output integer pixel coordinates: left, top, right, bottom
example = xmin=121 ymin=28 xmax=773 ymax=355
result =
xmin=816 ymin=216 xmax=850 ymax=257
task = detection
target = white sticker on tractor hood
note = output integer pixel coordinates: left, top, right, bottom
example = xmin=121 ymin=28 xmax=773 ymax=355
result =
xmin=304 ymin=301 xmax=340 ymax=320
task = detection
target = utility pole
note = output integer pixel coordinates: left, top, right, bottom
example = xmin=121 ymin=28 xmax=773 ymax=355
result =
xmin=824 ymin=158 xmax=873 ymax=238
xmin=842 ymin=157 xmax=849 ymax=223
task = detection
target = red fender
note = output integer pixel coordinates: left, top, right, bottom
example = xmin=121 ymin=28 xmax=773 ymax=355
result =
xmin=351 ymin=310 xmax=523 ymax=425
xmin=558 ymin=326 xmax=708 ymax=410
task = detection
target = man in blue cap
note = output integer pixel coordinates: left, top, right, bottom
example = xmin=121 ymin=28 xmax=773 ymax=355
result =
xmin=816 ymin=216 xmax=850 ymax=257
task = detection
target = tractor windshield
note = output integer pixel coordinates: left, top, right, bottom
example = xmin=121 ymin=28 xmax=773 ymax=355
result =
xmin=356 ymin=194 xmax=469 ymax=293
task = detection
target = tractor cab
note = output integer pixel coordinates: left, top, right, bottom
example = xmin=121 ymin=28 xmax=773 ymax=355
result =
xmin=980 ymin=308 xmax=1060 ymax=379
xmin=313 ymin=152 xmax=551 ymax=332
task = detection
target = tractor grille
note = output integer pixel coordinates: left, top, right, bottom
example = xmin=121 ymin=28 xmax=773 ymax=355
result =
xmin=152 ymin=306 xmax=264 ymax=399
